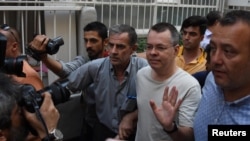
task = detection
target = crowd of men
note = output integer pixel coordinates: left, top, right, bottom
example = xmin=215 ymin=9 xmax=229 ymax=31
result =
xmin=1 ymin=9 xmax=250 ymax=141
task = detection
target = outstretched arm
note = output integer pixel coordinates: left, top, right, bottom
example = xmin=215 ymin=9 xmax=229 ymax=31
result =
xmin=29 ymin=35 xmax=63 ymax=75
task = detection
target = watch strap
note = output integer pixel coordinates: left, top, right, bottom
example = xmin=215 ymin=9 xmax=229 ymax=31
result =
xmin=41 ymin=129 xmax=63 ymax=141
xmin=163 ymin=121 xmax=178 ymax=134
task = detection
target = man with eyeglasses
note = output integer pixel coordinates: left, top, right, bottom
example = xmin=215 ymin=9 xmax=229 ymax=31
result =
xmin=0 ymin=24 xmax=44 ymax=90
xmin=135 ymin=22 xmax=201 ymax=141
xmin=175 ymin=15 xmax=207 ymax=74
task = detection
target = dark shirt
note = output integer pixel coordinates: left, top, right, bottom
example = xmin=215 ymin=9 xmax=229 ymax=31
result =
xmin=192 ymin=70 xmax=210 ymax=88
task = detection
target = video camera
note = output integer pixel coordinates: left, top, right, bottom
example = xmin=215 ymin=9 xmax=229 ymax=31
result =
xmin=26 ymin=35 xmax=64 ymax=61
xmin=0 ymin=33 xmax=26 ymax=77
xmin=20 ymin=78 xmax=71 ymax=113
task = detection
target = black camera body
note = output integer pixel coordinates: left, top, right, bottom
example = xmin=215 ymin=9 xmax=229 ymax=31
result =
xmin=26 ymin=36 xmax=64 ymax=61
xmin=19 ymin=79 xmax=70 ymax=136
xmin=20 ymin=78 xmax=70 ymax=113
xmin=46 ymin=36 xmax=64 ymax=55
xmin=0 ymin=33 xmax=26 ymax=77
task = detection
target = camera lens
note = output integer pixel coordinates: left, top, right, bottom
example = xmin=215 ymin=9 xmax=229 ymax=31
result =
xmin=3 ymin=55 xmax=26 ymax=77
xmin=46 ymin=36 xmax=64 ymax=55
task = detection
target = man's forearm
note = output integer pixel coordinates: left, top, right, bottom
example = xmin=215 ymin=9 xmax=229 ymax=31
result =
xmin=41 ymin=55 xmax=63 ymax=75
xmin=123 ymin=110 xmax=138 ymax=123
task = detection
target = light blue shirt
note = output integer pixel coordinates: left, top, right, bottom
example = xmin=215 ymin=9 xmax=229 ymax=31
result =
xmin=194 ymin=72 xmax=250 ymax=141
xmin=67 ymin=56 xmax=148 ymax=133
xmin=58 ymin=56 xmax=89 ymax=78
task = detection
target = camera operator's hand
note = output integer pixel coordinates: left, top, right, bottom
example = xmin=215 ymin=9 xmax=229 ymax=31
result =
xmin=23 ymin=92 xmax=60 ymax=139
xmin=29 ymin=34 xmax=49 ymax=53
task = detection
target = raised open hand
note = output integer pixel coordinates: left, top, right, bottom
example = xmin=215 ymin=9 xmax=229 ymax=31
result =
xmin=149 ymin=86 xmax=183 ymax=130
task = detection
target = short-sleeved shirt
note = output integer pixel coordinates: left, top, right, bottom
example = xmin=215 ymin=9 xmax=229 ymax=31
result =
xmin=194 ymin=72 xmax=250 ymax=141
xmin=136 ymin=66 xmax=201 ymax=141
xmin=175 ymin=46 xmax=207 ymax=74
xmin=67 ymin=56 xmax=148 ymax=133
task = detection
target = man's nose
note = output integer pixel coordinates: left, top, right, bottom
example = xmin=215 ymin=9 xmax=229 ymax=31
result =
xmin=85 ymin=40 xmax=91 ymax=48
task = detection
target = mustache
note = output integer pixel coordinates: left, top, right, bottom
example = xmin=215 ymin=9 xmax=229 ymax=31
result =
xmin=86 ymin=48 xmax=94 ymax=52
xmin=109 ymin=55 xmax=119 ymax=59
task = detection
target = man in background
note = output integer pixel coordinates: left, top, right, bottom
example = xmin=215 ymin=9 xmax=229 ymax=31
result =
xmin=29 ymin=21 xmax=109 ymax=141
xmin=0 ymin=24 xmax=44 ymax=91
xmin=175 ymin=15 xmax=207 ymax=74
xmin=200 ymin=10 xmax=222 ymax=49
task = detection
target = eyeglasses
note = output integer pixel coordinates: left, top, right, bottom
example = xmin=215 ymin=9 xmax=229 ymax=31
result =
xmin=0 ymin=24 xmax=18 ymax=42
xmin=145 ymin=45 xmax=174 ymax=52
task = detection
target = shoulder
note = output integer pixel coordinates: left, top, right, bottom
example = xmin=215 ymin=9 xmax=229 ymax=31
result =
xmin=90 ymin=57 xmax=108 ymax=64
xmin=75 ymin=55 xmax=89 ymax=61
xmin=131 ymin=56 xmax=148 ymax=65
xmin=20 ymin=61 xmax=44 ymax=90
xmin=174 ymin=68 xmax=201 ymax=88
xmin=202 ymin=72 xmax=220 ymax=96
xmin=137 ymin=65 xmax=150 ymax=74
xmin=84 ymin=57 xmax=110 ymax=70
xmin=136 ymin=52 xmax=146 ymax=59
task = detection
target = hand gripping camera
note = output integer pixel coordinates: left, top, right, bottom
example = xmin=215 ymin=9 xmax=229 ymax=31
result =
xmin=18 ymin=79 xmax=70 ymax=136
xmin=26 ymin=36 xmax=64 ymax=61
xmin=20 ymin=78 xmax=71 ymax=113
xmin=0 ymin=33 xmax=26 ymax=77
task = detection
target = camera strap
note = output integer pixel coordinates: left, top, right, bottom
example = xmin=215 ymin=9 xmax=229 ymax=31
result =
xmin=32 ymin=99 xmax=51 ymax=139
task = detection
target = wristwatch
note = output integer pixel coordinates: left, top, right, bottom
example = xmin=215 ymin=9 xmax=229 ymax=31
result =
xmin=49 ymin=128 xmax=63 ymax=141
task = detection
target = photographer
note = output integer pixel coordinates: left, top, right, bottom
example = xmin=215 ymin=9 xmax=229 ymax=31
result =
xmin=0 ymin=72 xmax=60 ymax=141
xmin=0 ymin=24 xmax=44 ymax=91
xmin=28 ymin=21 xmax=109 ymax=140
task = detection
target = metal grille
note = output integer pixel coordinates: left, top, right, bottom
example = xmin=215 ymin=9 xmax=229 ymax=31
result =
xmin=2 ymin=0 xmax=244 ymax=85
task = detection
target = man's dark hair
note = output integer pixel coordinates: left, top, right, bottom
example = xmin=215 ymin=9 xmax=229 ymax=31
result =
xmin=220 ymin=10 xmax=250 ymax=26
xmin=150 ymin=22 xmax=179 ymax=46
xmin=84 ymin=21 xmax=108 ymax=40
xmin=109 ymin=24 xmax=137 ymax=46
xmin=181 ymin=15 xmax=207 ymax=35
xmin=0 ymin=73 xmax=21 ymax=130
xmin=206 ymin=11 xmax=222 ymax=26
xmin=205 ymin=44 xmax=211 ymax=63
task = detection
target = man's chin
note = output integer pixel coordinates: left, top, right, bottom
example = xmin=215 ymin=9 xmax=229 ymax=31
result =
xmin=111 ymin=61 xmax=119 ymax=66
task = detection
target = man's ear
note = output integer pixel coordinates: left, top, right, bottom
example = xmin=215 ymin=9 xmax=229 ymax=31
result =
xmin=103 ymin=38 xmax=109 ymax=46
xmin=0 ymin=130 xmax=7 ymax=141
xmin=11 ymin=42 xmax=19 ymax=52
xmin=174 ymin=44 xmax=180 ymax=56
